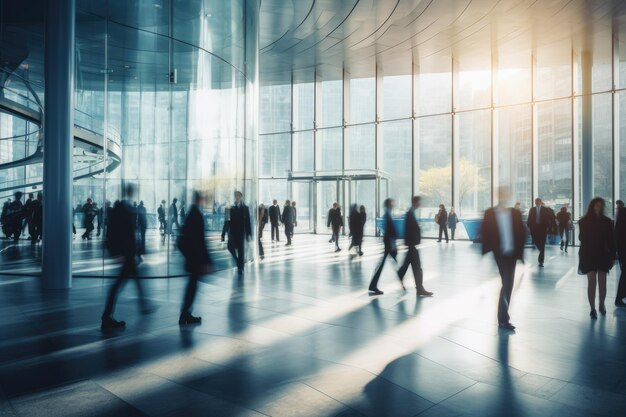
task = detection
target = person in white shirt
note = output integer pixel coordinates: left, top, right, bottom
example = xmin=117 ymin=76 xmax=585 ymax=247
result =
xmin=481 ymin=187 xmax=526 ymax=331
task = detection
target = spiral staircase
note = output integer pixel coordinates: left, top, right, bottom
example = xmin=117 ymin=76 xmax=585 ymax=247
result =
xmin=0 ymin=67 xmax=121 ymax=198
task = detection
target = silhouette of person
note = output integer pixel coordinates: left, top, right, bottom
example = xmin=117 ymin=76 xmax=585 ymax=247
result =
xmin=398 ymin=196 xmax=434 ymax=296
xmin=82 ymin=198 xmax=96 ymax=240
xmin=31 ymin=192 xmax=43 ymax=243
xmin=258 ymin=203 xmax=268 ymax=259
xmin=23 ymin=193 xmax=34 ymax=240
xmin=178 ymin=191 xmax=212 ymax=325
xmin=95 ymin=202 xmax=103 ymax=237
xmin=578 ymin=197 xmax=615 ymax=319
xmin=527 ymin=197 xmax=551 ymax=267
xmin=137 ymin=201 xmax=147 ymax=255
xmin=369 ymin=199 xmax=398 ymax=295
xmin=179 ymin=200 xmax=186 ymax=225
xmin=157 ymin=200 xmax=167 ymax=235
xmin=349 ymin=204 xmax=365 ymax=256
xmin=291 ymin=201 xmax=297 ymax=239
xmin=227 ymin=191 xmax=251 ymax=274
xmin=6 ymin=192 xmax=24 ymax=242
xmin=615 ymin=200 xmax=626 ymax=308
xmin=436 ymin=204 xmax=449 ymax=243
xmin=481 ymin=187 xmax=525 ymax=331
xmin=448 ymin=207 xmax=458 ymax=240
xmin=282 ymin=200 xmax=295 ymax=246
xmin=327 ymin=203 xmax=338 ymax=243
xmin=101 ymin=184 xmax=153 ymax=330
xmin=268 ymin=200 xmax=281 ymax=242
xmin=327 ymin=203 xmax=343 ymax=251
xmin=556 ymin=206 xmax=571 ymax=252
xmin=169 ymin=198 xmax=180 ymax=235
xmin=221 ymin=204 xmax=231 ymax=242
xmin=1 ymin=198 xmax=10 ymax=238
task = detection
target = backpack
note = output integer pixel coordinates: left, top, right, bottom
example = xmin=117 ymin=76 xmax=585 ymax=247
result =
xmin=106 ymin=201 xmax=124 ymax=256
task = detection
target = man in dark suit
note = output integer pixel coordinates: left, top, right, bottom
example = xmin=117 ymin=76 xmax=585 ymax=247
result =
xmin=482 ymin=187 xmax=525 ymax=331
xmin=228 ymin=191 xmax=252 ymax=274
xmin=398 ymin=196 xmax=433 ymax=296
xmin=101 ymin=184 xmax=153 ymax=330
xmin=282 ymin=200 xmax=295 ymax=246
xmin=614 ymin=200 xmax=626 ymax=307
xmin=269 ymin=199 xmax=281 ymax=242
xmin=437 ymin=204 xmax=449 ymax=243
xmin=327 ymin=203 xmax=344 ymax=252
xmin=527 ymin=197 xmax=550 ymax=267
xmin=178 ymin=191 xmax=212 ymax=325
xmin=369 ymin=198 xmax=398 ymax=295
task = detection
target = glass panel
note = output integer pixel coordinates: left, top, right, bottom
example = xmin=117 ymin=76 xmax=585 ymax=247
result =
xmin=291 ymin=182 xmax=312 ymax=232
xmin=345 ymin=124 xmax=375 ymax=170
xmin=315 ymin=128 xmax=342 ymax=172
xmin=535 ymin=39 xmax=572 ymax=100
xmin=260 ymin=83 xmax=291 ymax=134
xmin=293 ymin=131 xmax=314 ymax=172
xmin=293 ymin=79 xmax=315 ymax=131
xmin=496 ymin=46 xmax=531 ymax=106
xmin=317 ymin=181 xmax=338 ymax=235
xmin=495 ymin=105 xmax=532 ymax=212
xmin=416 ymin=52 xmax=452 ymax=116
xmin=259 ymin=179 xmax=289 ymax=208
xmin=381 ymin=120 xmax=412 ymax=210
xmin=318 ymin=78 xmax=343 ymax=128
xmin=454 ymin=46 xmax=491 ymax=111
xmin=592 ymin=93 xmax=613 ymax=210
xmin=455 ymin=110 xmax=491 ymax=217
xmin=415 ymin=115 xmax=451 ymax=237
xmin=259 ymin=133 xmax=291 ymax=178
xmin=349 ymin=77 xmax=376 ymax=124
xmin=620 ymin=92 xmax=626 ymax=203
xmin=537 ymin=99 xmax=572 ymax=206
xmin=382 ymin=74 xmax=412 ymax=120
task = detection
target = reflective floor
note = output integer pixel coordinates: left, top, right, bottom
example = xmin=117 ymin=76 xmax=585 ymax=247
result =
xmin=1 ymin=235 xmax=626 ymax=416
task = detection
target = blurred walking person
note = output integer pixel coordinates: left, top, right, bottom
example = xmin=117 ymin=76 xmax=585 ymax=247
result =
xmin=101 ymin=184 xmax=153 ymax=330
xmin=578 ymin=197 xmax=615 ymax=319
xmin=137 ymin=201 xmax=147 ymax=256
xmin=556 ymin=206 xmax=571 ymax=252
xmin=436 ymin=204 xmax=449 ymax=243
xmin=349 ymin=204 xmax=365 ymax=256
xmin=178 ymin=191 xmax=212 ymax=325
xmin=614 ymin=200 xmax=626 ymax=307
xmin=269 ymin=200 xmax=281 ymax=242
xmin=282 ymin=200 xmax=295 ymax=246
xmin=228 ymin=191 xmax=251 ymax=274
xmin=448 ymin=208 xmax=458 ymax=240
xmin=81 ymin=198 xmax=96 ymax=240
xmin=158 ymin=200 xmax=167 ymax=235
xmin=327 ymin=203 xmax=343 ymax=252
xmin=481 ymin=187 xmax=525 ymax=331
xmin=369 ymin=199 xmax=397 ymax=295
xmin=398 ymin=196 xmax=434 ymax=296
xmin=258 ymin=203 xmax=268 ymax=259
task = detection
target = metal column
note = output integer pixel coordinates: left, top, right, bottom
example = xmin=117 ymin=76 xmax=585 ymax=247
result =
xmin=42 ymin=0 xmax=75 ymax=289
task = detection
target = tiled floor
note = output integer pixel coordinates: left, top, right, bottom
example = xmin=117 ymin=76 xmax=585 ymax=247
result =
xmin=1 ymin=235 xmax=626 ymax=416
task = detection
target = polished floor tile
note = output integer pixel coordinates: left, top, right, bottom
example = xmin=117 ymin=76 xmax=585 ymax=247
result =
xmin=1 ymin=234 xmax=626 ymax=416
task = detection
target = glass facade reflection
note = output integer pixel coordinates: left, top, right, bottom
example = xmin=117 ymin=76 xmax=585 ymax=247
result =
xmin=260 ymin=35 xmax=626 ymax=238
xmin=0 ymin=0 xmax=259 ymax=276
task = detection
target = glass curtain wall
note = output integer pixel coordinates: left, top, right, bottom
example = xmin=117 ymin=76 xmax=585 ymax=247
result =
xmin=260 ymin=31 xmax=626 ymax=240
xmin=0 ymin=0 xmax=259 ymax=277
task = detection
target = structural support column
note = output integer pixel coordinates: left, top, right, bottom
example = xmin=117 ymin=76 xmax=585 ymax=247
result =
xmin=581 ymin=51 xmax=593 ymax=208
xmin=42 ymin=0 xmax=75 ymax=289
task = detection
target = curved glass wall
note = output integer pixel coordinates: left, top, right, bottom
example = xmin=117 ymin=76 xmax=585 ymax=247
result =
xmin=0 ymin=0 xmax=259 ymax=276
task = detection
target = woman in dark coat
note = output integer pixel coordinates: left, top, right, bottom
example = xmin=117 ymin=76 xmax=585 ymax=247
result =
xmin=578 ymin=197 xmax=615 ymax=319
xmin=178 ymin=191 xmax=212 ymax=325
xmin=348 ymin=205 xmax=366 ymax=256
xmin=447 ymin=207 xmax=459 ymax=240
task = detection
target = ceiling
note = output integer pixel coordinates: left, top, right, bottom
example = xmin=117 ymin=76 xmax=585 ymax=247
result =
xmin=259 ymin=0 xmax=626 ymax=82
xmin=2 ymin=0 xmax=626 ymax=89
